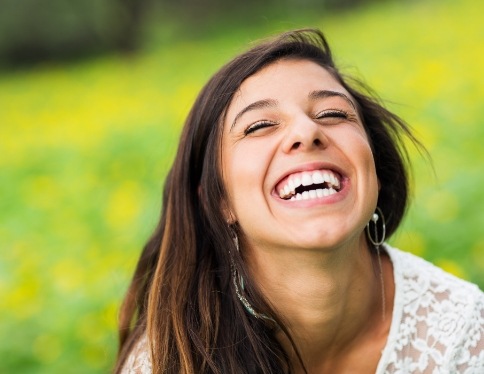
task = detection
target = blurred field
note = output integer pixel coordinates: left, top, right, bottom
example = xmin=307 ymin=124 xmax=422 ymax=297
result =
xmin=1 ymin=0 xmax=483 ymax=372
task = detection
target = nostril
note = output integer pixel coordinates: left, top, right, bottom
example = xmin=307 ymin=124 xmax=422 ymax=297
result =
xmin=313 ymin=139 xmax=322 ymax=147
xmin=292 ymin=142 xmax=302 ymax=150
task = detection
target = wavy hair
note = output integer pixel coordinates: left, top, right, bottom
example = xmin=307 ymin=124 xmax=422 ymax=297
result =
xmin=114 ymin=29 xmax=422 ymax=373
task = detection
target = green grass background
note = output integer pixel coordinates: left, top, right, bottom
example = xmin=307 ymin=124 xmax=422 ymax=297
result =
xmin=1 ymin=0 xmax=483 ymax=372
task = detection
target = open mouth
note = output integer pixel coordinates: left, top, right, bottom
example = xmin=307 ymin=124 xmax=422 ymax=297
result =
xmin=276 ymin=169 xmax=342 ymax=201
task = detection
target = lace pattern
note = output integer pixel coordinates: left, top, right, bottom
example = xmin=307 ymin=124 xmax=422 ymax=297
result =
xmin=120 ymin=334 xmax=152 ymax=374
xmin=120 ymin=246 xmax=484 ymax=373
xmin=377 ymin=246 xmax=484 ymax=373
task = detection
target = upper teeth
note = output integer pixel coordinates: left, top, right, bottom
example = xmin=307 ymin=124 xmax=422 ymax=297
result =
xmin=278 ymin=170 xmax=341 ymax=200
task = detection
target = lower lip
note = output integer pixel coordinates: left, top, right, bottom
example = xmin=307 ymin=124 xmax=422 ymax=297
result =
xmin=272 ymin=178 xmax=350 ymax=207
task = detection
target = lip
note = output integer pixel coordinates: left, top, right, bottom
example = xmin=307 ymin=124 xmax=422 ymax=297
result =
xmin=271 ymin=161 xmax=349 ymax=206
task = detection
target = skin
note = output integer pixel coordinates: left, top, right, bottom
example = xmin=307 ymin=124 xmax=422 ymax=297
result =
xmin=221 ymin=59 xmax=395 ymax=373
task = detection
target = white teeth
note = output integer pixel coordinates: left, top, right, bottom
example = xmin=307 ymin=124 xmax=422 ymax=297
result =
xmin=331 ymin=174 xmax=340 ymax=188
xmin=301 ymin=173 xmax=312 ymax=186
xmin=278 ymin=169 xmax=342 ymax=201
xmin=312 ymin=171 xmax=324 ymax=184
xmin=285 ymin=187 xmax=337 ymax=201
xmin=284 ymin=185 xmax=290 ymax=196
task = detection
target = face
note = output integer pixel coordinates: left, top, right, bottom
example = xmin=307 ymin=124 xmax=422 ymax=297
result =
xmin=221 ymin=59 xmax=379 ymax=253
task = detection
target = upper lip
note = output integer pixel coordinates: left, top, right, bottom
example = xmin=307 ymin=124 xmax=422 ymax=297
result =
xmin=273 ymin=162 xmax=346 ymax=199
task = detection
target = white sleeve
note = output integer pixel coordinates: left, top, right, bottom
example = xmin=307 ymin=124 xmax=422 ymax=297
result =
xmin=120 ymin=334 xmax=153 ymax=374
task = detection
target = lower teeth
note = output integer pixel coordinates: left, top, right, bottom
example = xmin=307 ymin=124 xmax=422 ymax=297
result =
xmin=289 ymin=188 xmax=337 ymax=201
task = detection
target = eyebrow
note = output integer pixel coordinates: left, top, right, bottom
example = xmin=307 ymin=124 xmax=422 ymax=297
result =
xmin=230 ymin=99 xmax=278 ymax=131
xmin=308 ymin=90 xmax=357 ymax=110
xmin=230 ymin=90 xmax=356 ymax=131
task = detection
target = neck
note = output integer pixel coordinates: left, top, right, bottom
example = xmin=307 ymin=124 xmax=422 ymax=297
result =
xmin=245 ymin=234 xmax=392 ymax=372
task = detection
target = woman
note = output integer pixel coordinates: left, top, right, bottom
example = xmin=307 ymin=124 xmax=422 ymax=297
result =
xmin=115 ymin=29 xmax=484 ymax=373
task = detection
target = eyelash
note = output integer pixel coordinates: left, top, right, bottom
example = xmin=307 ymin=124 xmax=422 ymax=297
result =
xmin=243 ymin=109 xmax=351 ymax=135
xmin=244 ymin=120 xmax=277 ymax=135
xmin=315 ymin=109 xmax=350 ymax=120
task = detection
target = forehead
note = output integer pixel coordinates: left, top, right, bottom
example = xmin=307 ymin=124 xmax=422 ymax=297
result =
xmin=225 ymin=59 xmax=353 ymax=122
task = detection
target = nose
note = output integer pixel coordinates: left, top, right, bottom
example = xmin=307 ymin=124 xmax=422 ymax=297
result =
xmin=281 ymin=115 xmax=329 ymax=153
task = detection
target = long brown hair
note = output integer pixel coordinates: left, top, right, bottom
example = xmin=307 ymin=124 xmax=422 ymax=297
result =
xmin=114 ymin=29 xmax=421 ymax=373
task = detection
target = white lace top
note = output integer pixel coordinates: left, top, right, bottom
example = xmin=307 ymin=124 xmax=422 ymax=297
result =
xmin=121 ymin=246 xmax=484 ymax=373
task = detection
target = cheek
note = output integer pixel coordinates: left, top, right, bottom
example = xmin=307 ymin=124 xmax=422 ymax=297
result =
xmin=227 ymin=156 xmax=263 ymax=199
xmin=334 ymin=125 xmax=374 ymax=163
xmin=360 ymin=143 xmax=380 ymax=204
xmin=338 ymin=128 xmax=379 ymax=190
xmin=222 ymin=143 xmax=273 ymax=221
xmin=360 ymin=143 xmax=378 ymax=187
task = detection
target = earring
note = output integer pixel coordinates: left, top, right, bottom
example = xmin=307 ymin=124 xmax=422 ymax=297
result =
xmin=366 ymin=207 xmax=386 ymax=246
xmin=366 ymin=207 xmax=387 ymax=321
xmin=231 ymin=233 xmax=275 ymax=322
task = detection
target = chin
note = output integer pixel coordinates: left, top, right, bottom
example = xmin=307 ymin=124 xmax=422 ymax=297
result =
xmin=286 ymin=229 xmax=359 ymax=252
xmin=299 ymin=232 xmax=336 ymax=247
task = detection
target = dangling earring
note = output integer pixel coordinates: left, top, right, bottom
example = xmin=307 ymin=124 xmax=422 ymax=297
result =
xmin=231 ymin=233 xmax=275 ymax=322
xmin=366 ymin=207 xmax=387 ymax=321
xmin=366 ymin=207 xmax=386 ymax=247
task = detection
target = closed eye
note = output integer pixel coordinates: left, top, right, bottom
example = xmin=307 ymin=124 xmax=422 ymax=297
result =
xmin=244 ymin=121 xmax=277 ymax=135
xmin=315 ymin=109 xmax=349 ymax=120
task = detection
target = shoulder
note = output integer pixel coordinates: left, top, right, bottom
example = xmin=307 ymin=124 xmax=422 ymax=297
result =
xmin=120 ymin=334 xmax=152 ymax=374
xmin=387 ymin=245 xmax=483 ymax=305
xmin=381 ymin=245 xmax=484 ymax=373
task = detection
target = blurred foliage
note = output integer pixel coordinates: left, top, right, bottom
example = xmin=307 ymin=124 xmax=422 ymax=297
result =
xmin=0 ymin=0 xmax=380 ymax=65
xmin=160 ymin=0 xmax=375 ymax=24
xmin=0 ymin=0 xmax=483 ymax=372
xmin=0 ymin=0 xmax=150 ymax=64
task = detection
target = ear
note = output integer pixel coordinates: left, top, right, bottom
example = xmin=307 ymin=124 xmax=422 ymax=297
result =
xmin=221 ymin=200 xmax=237 ymax=225
xmin=199 ymin=185 xmax=237 ymax=224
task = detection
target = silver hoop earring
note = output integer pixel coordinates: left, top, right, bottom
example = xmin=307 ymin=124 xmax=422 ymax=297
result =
xmin=366 ymin=207 xmax=387 ymax=321
xmin=366 ymin=207 xmax=386 ymax=246
xmin=231 ymin=233 xmax=275 ymax=322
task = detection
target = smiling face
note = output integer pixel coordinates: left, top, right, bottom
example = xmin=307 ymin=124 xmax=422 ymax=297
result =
xmin=221 ymin=59 xmax=379 ymax=253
